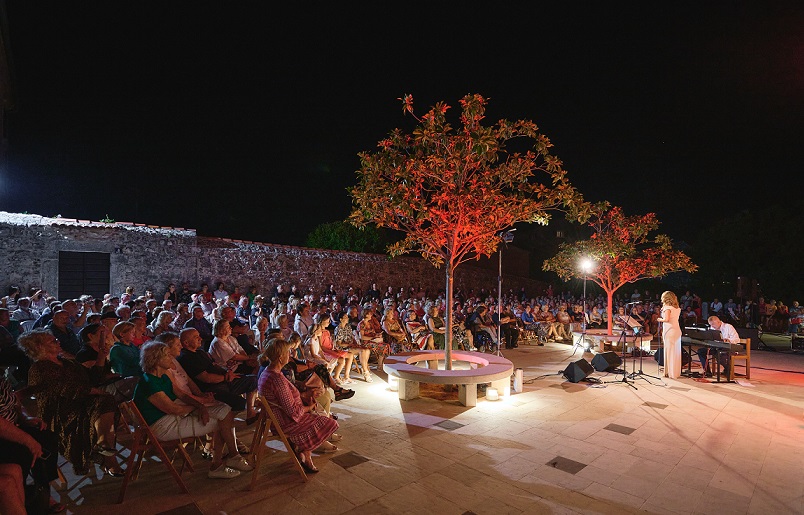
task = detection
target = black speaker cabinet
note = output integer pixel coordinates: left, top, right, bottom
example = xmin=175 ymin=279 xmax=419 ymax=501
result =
xmin=591 ymin=351 xmax=622 ymax=372
xmin=563 ymin=359 xmax=594 ymax=383
xmin=736 ymin=327 xmax=759 ymax=350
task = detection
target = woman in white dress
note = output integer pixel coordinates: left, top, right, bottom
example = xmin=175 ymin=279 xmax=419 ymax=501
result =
xmin=658 ymin=291 xmax=682 ymax=379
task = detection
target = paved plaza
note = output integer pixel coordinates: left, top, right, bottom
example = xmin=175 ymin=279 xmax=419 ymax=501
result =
xmin=60 ymin=340 xmax=804 ymax=514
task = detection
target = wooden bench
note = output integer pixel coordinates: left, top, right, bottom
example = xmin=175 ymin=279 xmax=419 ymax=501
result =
xmin=382 ymin=351 xmax=514 ymax=407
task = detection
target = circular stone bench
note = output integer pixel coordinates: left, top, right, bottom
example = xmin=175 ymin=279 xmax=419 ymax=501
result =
xmin=382 ymin=351 xmax=514 ymax=407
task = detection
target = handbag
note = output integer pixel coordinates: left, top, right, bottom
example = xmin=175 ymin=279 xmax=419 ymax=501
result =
xmin=303 ymin=372 xmax=324 ymax=390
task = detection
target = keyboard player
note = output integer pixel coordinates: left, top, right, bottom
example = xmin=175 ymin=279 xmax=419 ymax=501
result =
xmin=697 ymin=315 xmax=741 ymax=378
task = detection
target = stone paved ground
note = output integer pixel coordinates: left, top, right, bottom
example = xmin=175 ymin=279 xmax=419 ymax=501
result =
xmin=58 ymin=341 xmax=804 ymax=514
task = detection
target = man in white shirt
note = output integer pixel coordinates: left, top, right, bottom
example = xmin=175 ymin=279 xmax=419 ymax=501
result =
xmin=697 ymin=315 xmax=742 ymax=378
xmin=10 ymin=297 xmax=39 ymax=322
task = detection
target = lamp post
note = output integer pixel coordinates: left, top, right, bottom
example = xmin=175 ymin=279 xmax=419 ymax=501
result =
xmin=579 ymin=258 xmax=593 ymax=351
xmin=496 ymin=229 xmax=516 ymax=356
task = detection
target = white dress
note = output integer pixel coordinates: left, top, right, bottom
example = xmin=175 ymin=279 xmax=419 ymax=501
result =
xmin=662 ymin=306 xmax=682 ymax=378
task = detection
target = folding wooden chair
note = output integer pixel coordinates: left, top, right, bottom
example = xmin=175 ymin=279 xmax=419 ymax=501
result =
xmin=249 ymin=395 xmax=307 ymax=490
xmin=729 ymin=338 xmax=751 ymax=380
xmin=117 ymin=400 xmax=194 ymax=503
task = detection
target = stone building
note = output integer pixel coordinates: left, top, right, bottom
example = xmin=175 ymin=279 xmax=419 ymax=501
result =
xmin=0 ymin=211 xmax=545 ymax=301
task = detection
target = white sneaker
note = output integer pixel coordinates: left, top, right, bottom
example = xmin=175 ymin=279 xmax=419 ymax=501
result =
xmin=208 ymin=465 xmax=241 ymax=479
xmin=226 ymin=455 xmax=255 ymax=472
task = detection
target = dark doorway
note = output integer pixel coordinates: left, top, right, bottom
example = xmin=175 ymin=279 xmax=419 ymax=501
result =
xmin=58 ymin=251 xmax=110 ymax=299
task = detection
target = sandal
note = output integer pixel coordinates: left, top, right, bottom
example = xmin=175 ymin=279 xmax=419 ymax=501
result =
xmin=363 ymin=372 xmax=373 ymax=383
xmin=314 ymin=442 xmax=338 ymax=453
xmin=299 ymin=459 xmax=319 ymax=474
xmin=92 ymin=444 xmax=117 ymax=457
xmin=329 ymin=433 xmax=343 ymax=443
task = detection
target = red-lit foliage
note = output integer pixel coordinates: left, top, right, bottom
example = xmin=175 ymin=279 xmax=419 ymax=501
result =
xmin=543 ymin=206 xmax=697 ymax=335
xmin=350 ymin=94 xmax=592 ymax=364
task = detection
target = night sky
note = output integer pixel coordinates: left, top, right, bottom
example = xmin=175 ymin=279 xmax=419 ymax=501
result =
xmin=2 ymin=2 xmax=803 ymax=246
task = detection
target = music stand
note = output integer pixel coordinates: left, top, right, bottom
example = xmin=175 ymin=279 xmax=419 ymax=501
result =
xmin=627 ymin=325 xmax=664 ymax=384
xmin=604 ymin=313 xmax=637 ymax=390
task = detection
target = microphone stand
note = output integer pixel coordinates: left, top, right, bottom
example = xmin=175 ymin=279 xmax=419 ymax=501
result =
xmin=605 ymin=312 xmax=637 ymax=390
xmin=626 ymin=313 xmax=664 ymax=385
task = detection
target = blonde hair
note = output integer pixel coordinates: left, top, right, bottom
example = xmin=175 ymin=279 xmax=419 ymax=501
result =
xmin=140 ymin=341 xmax=170 ymax=374
xmin=259 ymin=338 xmax=292 ymax=366
xmin=112 ymin=321 xmax=135 ymax=341
xmin=661 ymin=291 xmax=679 ymax=308
xmin=212 ymin=319 xmax=230 ymax=337
xmin=17 ymin=329 xmax=55 ymax=361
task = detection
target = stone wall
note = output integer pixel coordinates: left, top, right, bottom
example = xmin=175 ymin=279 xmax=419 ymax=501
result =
xmin=0 ymin=211 xmax=547 ymax=300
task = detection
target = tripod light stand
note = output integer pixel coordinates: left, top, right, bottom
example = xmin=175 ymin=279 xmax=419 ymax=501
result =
xmin=571 ymin=258 xmax=594 ymax=357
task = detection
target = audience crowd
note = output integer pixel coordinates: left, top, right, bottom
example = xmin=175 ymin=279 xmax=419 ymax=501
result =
xmin=0 ymin=280 xmax=800 ymax=512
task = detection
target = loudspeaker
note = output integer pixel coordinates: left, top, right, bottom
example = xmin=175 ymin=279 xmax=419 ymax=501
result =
xmin=591 ymin=351 xmax=622 ymax=372
xmin=563 ymin=359 xmax=594 ymax=383
xmin=736 ymin=327 xmax=759 ymax=350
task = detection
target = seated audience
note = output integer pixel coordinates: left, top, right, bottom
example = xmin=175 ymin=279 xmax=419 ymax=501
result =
xmin=333 ymin=311 xmax=371 ymax=383
xmin=177 ymin=328 xmax=259 ymax=424
xmin=209 ymin=320 xmax=259 ymax=375
xmin=0 ymin=376 xmax=63 ymax=513
xmin=75 ymin=323 xmax=139 ymax=402
xmin=18 ymin=329 xmax=122 ymax=476
xmin=109 ymin=321 xmax=143 ymax=378
xmin=150 ymin=310 xmax=175 ymax=337
xmin=258 ymin=338 xmax=339 ymax=474
xmin=133 ymin=341 xmax=252 ymax=479
xmin=183 ymin=305 xmax=214 ymax=350
xmin=356 ymin=307 xmax=391 ymax=370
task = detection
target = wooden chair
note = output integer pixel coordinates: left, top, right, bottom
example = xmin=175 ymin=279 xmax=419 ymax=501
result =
xmin=249 ymin=395 xmax=307 ymax=490
xmin=728 ymin=338 xmax=751 ymax=380
xmin=116 ymin=400 xmax=194 ymax=503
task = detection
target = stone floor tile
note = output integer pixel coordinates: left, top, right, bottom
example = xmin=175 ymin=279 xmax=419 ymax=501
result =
xmin=608 ymin=473 xmax=656 ymax=501
xmin=588 ymin=448 xmax=642 ymax=474
xmin=584 ymin=432 xmax=638 ymax=454
xmin=664 ymin=464 xmax=716 ymax=490
xmin=693 ymin=485 xmax=751 ymax=515
xmin=376 ymin=482 xmax=466 ymax=515
xmin=623 ymin=457 xmax=675 ymax=483
xmin=646 ymin=479 xmax=702 ymax=514
xmin=581 ymin=481 xmax=646 ymax=510
xmin=708 ymin=464 xmax=759 ymax=497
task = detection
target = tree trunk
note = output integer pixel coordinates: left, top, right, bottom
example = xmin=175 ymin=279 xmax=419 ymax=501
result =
xmin=445 ymin=265 xmax=454 ymax=370
xmin=606 ymin=289 xmax=614 ymax=336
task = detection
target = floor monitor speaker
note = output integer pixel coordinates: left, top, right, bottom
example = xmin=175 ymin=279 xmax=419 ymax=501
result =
xmin=592 ymin=351 xmax=622 ymax=372
xmin=563 ymin=359 xmax=594 ymax=383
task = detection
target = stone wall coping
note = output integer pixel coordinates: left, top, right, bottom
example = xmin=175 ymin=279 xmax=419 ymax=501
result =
xmin=0 ymin=211 xmax=196 ymax=237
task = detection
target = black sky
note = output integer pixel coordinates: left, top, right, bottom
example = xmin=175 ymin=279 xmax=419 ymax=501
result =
xmin=2 ymin=2 xmax=803 ymax=246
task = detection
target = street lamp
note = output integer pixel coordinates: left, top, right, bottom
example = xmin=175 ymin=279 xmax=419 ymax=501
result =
xmin=578 ymin=258 xmax=594 ymax=351
xmin=496 ymin=228 xmax=516 ymax=356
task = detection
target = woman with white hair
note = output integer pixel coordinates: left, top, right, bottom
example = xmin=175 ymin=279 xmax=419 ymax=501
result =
xmin=134 ymin=341 xmax=253 ymax=479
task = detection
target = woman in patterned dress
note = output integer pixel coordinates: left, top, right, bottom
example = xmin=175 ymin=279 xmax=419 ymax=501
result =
xmin=425 ymin=304 xmax=446 ymax=350
xmin=333 ymin=312 xmax=371 ymax=383
xmin=356 ymin=308 xmax=391 ymax=372
xmin=405 ymin=310 xmax=432 ymax=351
xmin=381 ymin=306 xmax=409 ymax=353
xmin=258 ymin=338 xmax=339 ymax=473
xmin=17 ymin=330 xmax=122 ymax=476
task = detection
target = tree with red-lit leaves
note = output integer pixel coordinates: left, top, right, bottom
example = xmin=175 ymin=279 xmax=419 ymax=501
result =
xmin=543 ymin=206 xmax=697 ymax=335
xmin=350 ymin=94 xmax=593 ymax=369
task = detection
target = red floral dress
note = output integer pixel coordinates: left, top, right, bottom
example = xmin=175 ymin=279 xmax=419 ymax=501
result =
xmin=257 ymin=369 xmax=337 ymax=452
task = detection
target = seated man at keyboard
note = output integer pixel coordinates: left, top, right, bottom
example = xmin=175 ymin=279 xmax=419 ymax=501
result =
xmin=696 ymin=315 xmax=741 ymax=378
